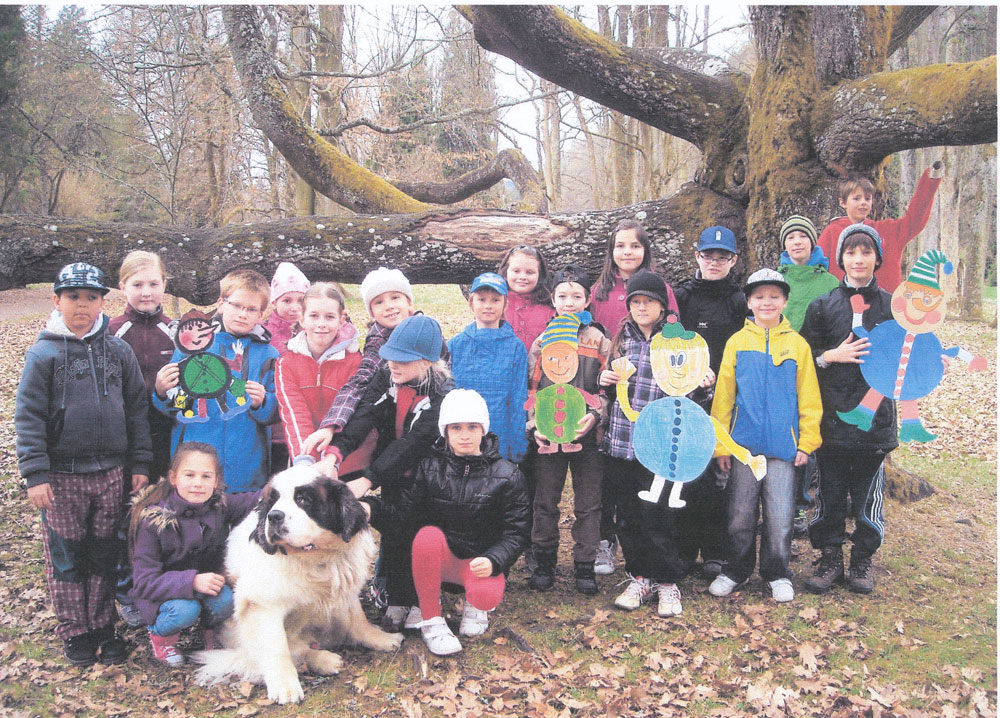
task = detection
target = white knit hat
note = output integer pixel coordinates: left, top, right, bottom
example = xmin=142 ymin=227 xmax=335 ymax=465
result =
xmin=270 ymin=262 xmax=310 ymax=303
xmin=438 ymin=389 xmax=490 ymax=436
xmin=359 ymin=267 xmax=414 ymax=316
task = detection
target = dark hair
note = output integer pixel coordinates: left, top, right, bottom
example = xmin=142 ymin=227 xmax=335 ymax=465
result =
xmin=497 ymin=245 xmax=551 ymax=305
xmin=594 ymin=220 xmax=656 ymax=303
xmin=609 ymin=310 xmax=670 ymax=361
xmin=840 ymin=233 xmax=882 ymax=269
xmin=838 ymin=177 xmax=875 ymax=202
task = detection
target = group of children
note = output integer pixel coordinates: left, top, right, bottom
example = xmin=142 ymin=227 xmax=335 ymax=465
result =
xmin=15 ymin=168 xmax=944 ymax=663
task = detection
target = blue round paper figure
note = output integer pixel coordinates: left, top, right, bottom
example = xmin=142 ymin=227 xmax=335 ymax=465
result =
xmin=632 ymin=397 xmax=715 ymax=484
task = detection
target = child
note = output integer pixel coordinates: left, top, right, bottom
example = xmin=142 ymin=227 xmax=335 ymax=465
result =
xmin=130 ymin=442 xmax=259 ymax=665
xmin=673 ymin=226 xmax=748 ymax=579
xmin=775 ymin=215 xmax=839 ymax=537
xmin=323 ymin=315 xmax=454 ymax=630
xmin=816 ymin=161 xmax=944 ymax=291
xmin=526 ymin=264 xmax=610 ymax=596
xmin=153 ymin=269 xmax=279 ymax=493
xmin=498 ymin=245 xmax=555 ymax=352
xmin=590 ymin=220 xmax=678 ymax=575
xmin=598 ymin=270 xmax=689 ymax=617
xmin=15 ymin=262 xmax=152 ymax=667
xmin=800 ymin=224 xmax=896 ymax=595
xmin=707 ymin=269 xmax=822 ymax=603
xmin=448 ymin=272 xmax=529 ymax=463
xmin=360 ymin=390 xmax=529 ymax=656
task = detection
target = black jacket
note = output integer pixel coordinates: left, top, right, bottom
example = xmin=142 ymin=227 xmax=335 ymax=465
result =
xmin=799 ymin=279 xmax=898 ymax=452
xmin=364 ymin=434 xmax=530 ymax=576
xmin=674 ymin=274 xmax=748 ymax=375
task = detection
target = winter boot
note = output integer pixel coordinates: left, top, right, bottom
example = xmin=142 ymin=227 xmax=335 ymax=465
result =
xmin=574 ymin=561 xmax=599 ymax=595
xmin=804 ymin=546 xmax=844 ymax=594
xmin=92 ymin=625 xmax=128 ymax=665
xmin=63 ymin=631 xmax=97 ymax=667
xmin=528 ymin=548 xmax=557 ymax=591
xmin=848 ymin=551 xmax=876 ymax=594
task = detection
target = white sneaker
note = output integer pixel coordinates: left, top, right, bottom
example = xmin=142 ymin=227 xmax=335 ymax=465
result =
xmin=403 ymin=605 xmax=424 ymax=630
xmin=418 ymin=616 xmax=462 ymax=656
xmin=613 ymin=575 xmax=654 ymax=611
xmin=458 ymin=603 xmax=489 ymax=637
xmin=383 ymin=605 xmax=410 ymax=631
xmin=594 ymin=539 xmax=617 ymax=576
xmin=769 ymin=578 xmax=795 ymax=603
xmin=709 ymin=574 xmax=741 ymax=597
xmin=656 ymin=583 xmax=683 ymax=617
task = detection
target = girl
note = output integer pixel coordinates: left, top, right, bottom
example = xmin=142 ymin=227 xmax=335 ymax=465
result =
xmin=322 ymin=315 xmax=454 ymax=631
xmin=361 ymin=389 xmax=530 ymax=656
xmin=498 ymin=245 xmax=555 ymax=352
xmin=129 ymin=443 xmax=260 ymax=666
xmin=264 ymin=262 xmax=310 ymax=355
xmin=599 ymin=270 xmax=691 ymax=617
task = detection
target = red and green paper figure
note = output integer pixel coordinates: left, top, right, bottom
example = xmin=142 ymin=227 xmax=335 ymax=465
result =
xmin=615 ymin=316 xmax=765 ymax=507
xmin=169 ymin=309 xmax=250 ymax=423
xmin=839 ymin=250 xmax=986 ymax=442
xmin=526 ymin=311 xmax=601 ymax=454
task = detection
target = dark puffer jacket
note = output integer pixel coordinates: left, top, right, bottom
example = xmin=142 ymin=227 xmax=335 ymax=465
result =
xmin=364 ymin=434 xmax=530 ymax=576
xmin=673 ymin=273 xmax=748 ymax=376
xmin=799 ymin=279 xmax=898 ymax=452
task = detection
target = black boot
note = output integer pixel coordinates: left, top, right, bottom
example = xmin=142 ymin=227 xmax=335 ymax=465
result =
xmin=529 ymin=548 xmax=556 ymax=591
xmin=804 ymin=545 xmax=844 ymax=594
xmin=848 ymin=551 xmax=875 ymax=594
xmin=574 ymin=561 xmax=598 ymax=595
xmin=92 ymin=625 xmax=128 ymax=665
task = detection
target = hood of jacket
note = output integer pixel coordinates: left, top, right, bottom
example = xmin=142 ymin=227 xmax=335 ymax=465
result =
xmin=737 ymin=315 xmax=795 ymax=341
xmin=430 ymin=431 xmax=503 ymax=467
xmin=779 ymin=245 xmax=830 ymax=269
xmin=456 ymin=319 xmax=517 ymax=344
xmin=122 ymin=304 xmax=167 ymax=325
xmin=42 ymin=310 xmax=108 ymax=341
xmin=285 ymin=321 xmax=360 ymax=360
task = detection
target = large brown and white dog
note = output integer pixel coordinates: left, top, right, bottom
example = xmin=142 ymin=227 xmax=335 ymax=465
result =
xmin=193 ymin=466 xmax=403 ymax=704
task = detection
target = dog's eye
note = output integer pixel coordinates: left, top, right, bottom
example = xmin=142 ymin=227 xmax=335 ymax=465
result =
xmin=295 ymin=493 xmax=312 ymax=509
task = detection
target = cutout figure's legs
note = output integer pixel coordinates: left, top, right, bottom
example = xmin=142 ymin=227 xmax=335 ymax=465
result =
xmin=898 ymin=399 xmax=935 ymax=442
xmin=837 ymin=389 xmax=882 ymax=431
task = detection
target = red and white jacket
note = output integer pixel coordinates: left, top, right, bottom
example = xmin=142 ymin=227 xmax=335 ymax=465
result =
xmin=275 ymin=324 xmax=362 ymax=460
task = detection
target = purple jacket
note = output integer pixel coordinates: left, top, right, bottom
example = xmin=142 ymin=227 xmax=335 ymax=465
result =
xmin=130 ymin=489 xmax=260 ymax=625
xmin=108 ymin=305 xmax=174 ymax=395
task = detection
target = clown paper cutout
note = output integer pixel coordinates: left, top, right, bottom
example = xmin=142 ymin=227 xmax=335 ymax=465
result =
xmin=615 ymin=316 xmax=766 ymax=507
xmin=838 ymin=250 xmax=986 ymax=442
xmin=526 ymin=311 xmax=601 ymax=453
xmin=169 ymin=309 xmax=250 ymax=422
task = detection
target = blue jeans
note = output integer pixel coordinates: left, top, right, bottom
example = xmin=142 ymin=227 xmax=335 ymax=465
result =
xmin=724 ymin=458 xmax=795 ymax=583
xmin=149 ymin=585 xmax=234 ymax=637
xmin=794 ymin=453 xmax=818 ymax=512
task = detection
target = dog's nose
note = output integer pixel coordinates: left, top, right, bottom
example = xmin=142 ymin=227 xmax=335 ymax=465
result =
xmin=267 ymin=510 xmax=285 ymax=524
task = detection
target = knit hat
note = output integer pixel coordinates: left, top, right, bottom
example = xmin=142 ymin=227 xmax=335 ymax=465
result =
xmin=378 ymin=314 xmax=442 ymax=362
xmin=836 ymin=223 xmax=883 ymax=270
xmin=779 ymin=215 xmax=818 ymax=249
xmin=549 ymin=264 xmax=592 ymax=294
xmin=438 ymin=389 xmax=490 ymax=436
xmin=697 ymin=226 xmax=738 ymax=254
xmin=744 ymin=267 xmax=790 ymax=298
xmin=539 ymin=311 xmax=592 ymax=350
xmin=360 ymin=267 xmax=414 ymax=316
xmin=470 ymin=272 xmax=508 ymax=296
xmin=625 ymin=269 xmax=669 ymax=307
xmin=906 ymin=249 xmax=953 ymax=290
xmin=54 ymin=262 xmax=110 ymax=295
xmin=270 ymin=262 xmax=310 ymax=303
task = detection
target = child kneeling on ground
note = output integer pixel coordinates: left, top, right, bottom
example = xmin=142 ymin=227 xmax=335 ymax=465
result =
xmin=360 ymin=389 xmax=530 ymax=656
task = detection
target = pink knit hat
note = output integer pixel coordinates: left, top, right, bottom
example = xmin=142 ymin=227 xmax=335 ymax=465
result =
xmin=270 ymin=262 xmax=310 ymax=303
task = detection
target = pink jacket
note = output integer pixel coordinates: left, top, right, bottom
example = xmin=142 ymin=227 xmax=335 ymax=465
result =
xmin=504 ymin=292 xmax=555 ymax=352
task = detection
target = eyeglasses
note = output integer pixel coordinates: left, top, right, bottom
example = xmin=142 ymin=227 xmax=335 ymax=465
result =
xmin=697 ymin=252 xmax=735 ymax=265
xmin=223 ymin=298 xmax=263 ymax=316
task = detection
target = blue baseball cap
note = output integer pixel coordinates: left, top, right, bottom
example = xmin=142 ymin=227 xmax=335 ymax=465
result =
xmin=697 ymin=226 xmax=738 ymax=255
xmin=379 ymin=315 xmax=443 ymax=362
xmin=470 ymin=272 xmax=508 ymax=296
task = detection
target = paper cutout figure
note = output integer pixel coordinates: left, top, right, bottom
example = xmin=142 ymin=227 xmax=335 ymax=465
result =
xmin=838 ymin=250 xmax=986 ymax=442
xmin=526 ymin=312 xmax=602 ymax=453
xmin=615 ymin=316 xmax=766 ymax=507
xmin=169 ymin=309 xmax=250 ymax=423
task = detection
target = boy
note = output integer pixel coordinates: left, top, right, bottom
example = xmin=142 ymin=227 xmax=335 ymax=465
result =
xmin=448 ymin=272 xmax=529 ymax=463
xmin=708 ymin=268 xmax=822 ymax=603
xmin=15 ymin=262 xmax=152 ymax=666
xmin=817 ymin=161 xmax=944 ymax=291
xmin=672 ymin=226 xmax=748 ymax=579
xmin=775 ymin=215 xmax=839 ymax=535
xmin=154 ymin=269 xmax=279 ymax=493
xmin=800 ymin=224 xmax=896 ymax=595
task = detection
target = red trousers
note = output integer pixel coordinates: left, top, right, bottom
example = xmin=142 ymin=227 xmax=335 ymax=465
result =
xmin=411 ymin=526 xmax=505 ymax=620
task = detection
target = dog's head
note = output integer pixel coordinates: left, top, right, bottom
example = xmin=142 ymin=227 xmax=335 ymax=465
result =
xmin=249 ymin=465 xmax=368 ymax=555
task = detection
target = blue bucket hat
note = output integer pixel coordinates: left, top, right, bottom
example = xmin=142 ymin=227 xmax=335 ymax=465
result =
xmin=379 ymin=315 xmax=442 ymax=362
xmin=470 ymin=272 xmax=508 ymax=296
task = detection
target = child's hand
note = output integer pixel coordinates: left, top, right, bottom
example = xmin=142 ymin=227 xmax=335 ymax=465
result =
xmin=27 ymin=482 xmax=54 ymax=510
xmin=302 ymin=427 xmax=335 ymax=455
xmin=793 ymin=451 xmax=809 ymax=467
xmin=245 ymin=381 xmax=266 ymax=408
xmin=700 ymin=368 xmax=716 ymax=388
xmin=574 ymin=412 xmax=596 ymax=439
xmin=941 ymin=354 xmax=952 ymax=374
xmin=533 ymin=430 xmax=551 ymax=448
xmin=193 ymin=572 xmax=225 ymax=596
xmin=824 ymin=335 xmax=870 ymax=364
xmin=359 ymin=501 xmax=371 ymax=519
xmin=599 ymin=369 xmax=619 ymax=386
xmin=346 ymin=477 xmax=372 ymax=499
xmin=716 ymin=456 xmax=731 ymax=472
xmin=131 ymin=474 xmax=149 ymax=494
xmin=154 ymin=363 xmax=179 ymax=397
xmin=469 ymin=557 xmax=493 ymax=578
xmin=314 ymin=453 xmax=339 ymax=478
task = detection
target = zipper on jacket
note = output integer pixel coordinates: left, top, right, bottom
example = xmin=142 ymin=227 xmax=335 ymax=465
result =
xmin=87 ymin=342 xmax=103 ymax=451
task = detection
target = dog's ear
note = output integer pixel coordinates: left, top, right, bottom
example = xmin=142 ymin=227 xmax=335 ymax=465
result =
xmin=249 ymin=485 xmax=280 ymax=555
xmin=328 ymin=481 xmax=367 ymax=543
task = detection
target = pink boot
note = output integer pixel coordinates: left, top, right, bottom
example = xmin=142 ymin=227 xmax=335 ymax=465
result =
xmin=148 ymin=631 xmax=185 ymax=666
xmin=202 ymin=626 xmax=221 ymax=650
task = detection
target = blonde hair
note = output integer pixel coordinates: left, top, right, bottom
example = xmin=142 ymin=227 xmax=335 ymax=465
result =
xmin=219 ymin=268 xmax=270 ymax=309
xmin=119 ymin=250 xmax=168 ymax=284
xmin=302 ymin=282 xmax=346 ymax=313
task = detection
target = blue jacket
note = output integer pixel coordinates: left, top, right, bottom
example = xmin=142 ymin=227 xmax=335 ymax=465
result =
xmin=448 ymin=321 xmax=529 ymax=462
xmin=153 ymin=322 xmax=279 ymax=492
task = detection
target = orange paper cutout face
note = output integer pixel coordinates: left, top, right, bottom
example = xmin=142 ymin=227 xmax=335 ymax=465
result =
xmin=650 ymin=331 xmax=710 ymax=396
xmin=891 ymin=281 xmax=945 ymax=334
xmin=541 ymin=342 xmax=580 ymax=384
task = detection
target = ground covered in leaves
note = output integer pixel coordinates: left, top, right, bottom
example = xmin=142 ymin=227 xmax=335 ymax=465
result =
xmin=0 ymin=286 xmax=995 ymax=717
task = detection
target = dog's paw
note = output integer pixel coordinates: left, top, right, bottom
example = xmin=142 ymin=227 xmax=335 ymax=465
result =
xmin=371 ymin=631 xmax=404 ymax=652
xmin=266 ymin=671 xmax=304 ymax=705
xmin=306 ymin=649 xmax=343 ymax=675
